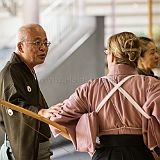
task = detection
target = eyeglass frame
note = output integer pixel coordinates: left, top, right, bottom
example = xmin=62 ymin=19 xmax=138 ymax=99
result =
xmin=22 ymin=40 xmax=51 ymax=47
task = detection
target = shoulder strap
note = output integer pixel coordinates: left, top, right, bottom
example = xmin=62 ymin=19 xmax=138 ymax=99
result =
xmin=96 ymin=75 xmax=135 ymax=113
xmin=106 ymin=77 xmax=151 ymax=119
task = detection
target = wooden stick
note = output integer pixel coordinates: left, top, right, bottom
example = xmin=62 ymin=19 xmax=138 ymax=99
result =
xmin=0 ymin=99 xmax=67 ymax=134
xmin=148 ymin=0 xmax=153 ymax=38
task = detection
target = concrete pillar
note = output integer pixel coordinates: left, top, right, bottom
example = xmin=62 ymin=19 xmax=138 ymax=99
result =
xmin=111 ymin=0 xmax=116 ymax=34
xmin=78 ymin=0 xmax=85 ymax=16
xmin=23 ymin=0 xmax=39 ymax=24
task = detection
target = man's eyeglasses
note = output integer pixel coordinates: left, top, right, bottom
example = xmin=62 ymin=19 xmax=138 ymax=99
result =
xmin=23 ymin=40 xmax=51 ymax=47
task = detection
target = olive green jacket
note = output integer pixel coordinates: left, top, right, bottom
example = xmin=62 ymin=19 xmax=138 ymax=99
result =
xmin=0 ymin=53 xmax=50 ymax=160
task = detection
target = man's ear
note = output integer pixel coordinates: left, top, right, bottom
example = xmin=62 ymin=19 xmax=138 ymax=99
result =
xmin=17 ymin=42 xmax=24 ymax=53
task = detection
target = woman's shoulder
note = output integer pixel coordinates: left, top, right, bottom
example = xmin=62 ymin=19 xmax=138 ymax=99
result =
xmin=76 ymin=78 xmax=105 ymax=92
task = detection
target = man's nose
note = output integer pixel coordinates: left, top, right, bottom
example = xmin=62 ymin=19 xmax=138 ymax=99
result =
xmin=39 ymin=43 xmax=48 ymax=51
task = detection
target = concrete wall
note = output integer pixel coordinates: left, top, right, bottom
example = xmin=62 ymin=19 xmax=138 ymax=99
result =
xmin=0 ymin=127 xmax=4 ymax=145
xmin=39 ymin=16 xmax=105 ymax=106
xmin=0 ymin=16 xmax=105 ymax=147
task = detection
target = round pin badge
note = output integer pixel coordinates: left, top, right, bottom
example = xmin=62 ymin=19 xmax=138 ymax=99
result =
xmin=27 ymin=86 xmax=32 ymax=92
xmin=8 ymin=109 xmax=13 ymax=116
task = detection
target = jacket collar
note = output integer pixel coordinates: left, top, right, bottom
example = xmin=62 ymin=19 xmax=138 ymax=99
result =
xmin=10 ymin=52 xmax=24 ymax=64
xmin=108 ymin=64 xmax=137 ymax=76
xmin=10 ymin=52 xmax=35 ymax=76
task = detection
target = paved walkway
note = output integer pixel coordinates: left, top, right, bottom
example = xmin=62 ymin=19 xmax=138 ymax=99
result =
xmin=51 ymin=144 xmax=91 ymax=160
xmin=50 ymin=137 xmax=91 ymax=160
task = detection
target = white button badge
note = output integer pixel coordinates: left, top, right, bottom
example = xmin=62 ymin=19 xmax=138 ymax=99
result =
xmin=27 ymin=86 xmax=32 ymax=92
xmin=8 ymin=109 xmax=13 ymax=116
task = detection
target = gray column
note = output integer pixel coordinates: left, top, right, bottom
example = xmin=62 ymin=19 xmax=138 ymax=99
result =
xmin=23 ymin=0 xmax=39 ymax=24
xmin=111 ymin=0 xmax=116 ymax=34
xmin=78 ymin=0 xmax=85 ymax=16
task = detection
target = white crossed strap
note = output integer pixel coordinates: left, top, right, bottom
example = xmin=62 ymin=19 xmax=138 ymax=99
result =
xmin=104 ymin=76 xmax=151 ymax=119
xmin=96 ymin=75 xmax=134 ymax=113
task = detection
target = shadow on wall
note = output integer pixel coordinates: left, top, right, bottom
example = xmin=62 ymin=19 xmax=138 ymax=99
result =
xmin=0 ymin=48 xmax=14 ymax=71
xmin=0 ymin=128 xmax=4 ymax=145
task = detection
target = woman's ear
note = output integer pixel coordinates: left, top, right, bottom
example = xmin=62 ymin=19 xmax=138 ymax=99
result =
xmin=111 ymin=52 xmax=115 ymax=63
xmin=137 ymin=57 xmax=143 ymax=68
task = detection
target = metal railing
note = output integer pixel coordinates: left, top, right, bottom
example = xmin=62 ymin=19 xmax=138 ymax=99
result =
xmin=40 ymin=0 xmax=78 ymax=52
xmin=1 ymin=0 xmax=17 ymax=16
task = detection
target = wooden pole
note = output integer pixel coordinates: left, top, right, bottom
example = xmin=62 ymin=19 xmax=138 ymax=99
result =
xmin=148 ymin=0 xmax=153 ymax=38
xmin=0 ymin=99 xmax=68 ymax=134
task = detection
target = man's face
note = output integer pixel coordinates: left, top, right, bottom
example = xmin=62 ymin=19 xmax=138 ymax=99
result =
xmin=20 ymin=27 xmax=50 ymax=68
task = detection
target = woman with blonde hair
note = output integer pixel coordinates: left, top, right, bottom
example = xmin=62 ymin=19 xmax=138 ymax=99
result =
xmin=40 ymin=32 xmax=160 ymax=160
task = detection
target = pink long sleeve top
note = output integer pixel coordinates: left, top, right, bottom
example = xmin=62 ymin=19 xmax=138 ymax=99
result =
xmin=50 ymin=64 xmax=160 ymax=154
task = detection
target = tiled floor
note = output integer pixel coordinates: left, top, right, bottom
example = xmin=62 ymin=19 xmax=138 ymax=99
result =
xmin=0 ymin=108 xmax=90 ymax=160
xmin=50 ymin=136 xmax=91 ymax=160
xmin=51 ymin=144 xmax=90 ymax=160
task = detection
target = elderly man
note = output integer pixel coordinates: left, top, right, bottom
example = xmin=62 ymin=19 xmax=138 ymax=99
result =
xmin=0 ymin=24 xmax=53 ymax=160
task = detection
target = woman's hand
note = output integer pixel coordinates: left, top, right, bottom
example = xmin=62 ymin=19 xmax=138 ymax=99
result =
xmin=48 ymin=103 xmax=64 ymax=117
xmin=38 ymin=103 xmax=63 ymax=119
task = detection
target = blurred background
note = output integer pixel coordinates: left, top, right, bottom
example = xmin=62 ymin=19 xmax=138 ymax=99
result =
xmin=0 ymin=0 xmax=160 ymax=159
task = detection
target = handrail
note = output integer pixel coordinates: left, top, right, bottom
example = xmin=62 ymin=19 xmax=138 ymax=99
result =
xmin=2 ymin=0 xmax=16 ymax=16
xmin=40 ymin=0 xmax=78 ymax=51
